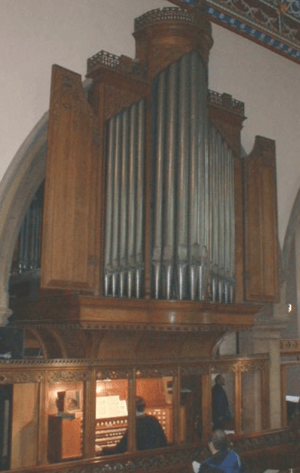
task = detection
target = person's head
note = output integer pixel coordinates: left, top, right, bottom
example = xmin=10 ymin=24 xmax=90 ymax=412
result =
xmin=136 ymin=396 xmax=146 ymax=414
xmin=208 ymin=429 xmax=229 ymax=454
xmin=215 ymin=374 xmax=225 ymax=386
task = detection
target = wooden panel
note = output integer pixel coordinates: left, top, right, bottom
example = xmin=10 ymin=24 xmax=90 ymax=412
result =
xmin=280 ymin=365 xmax=287 ymax=427
xmin=244 ymin=136 xmax=280 ymax=302
xmin=41 ymin=65 xmax=101 ymax=292
xmin=48 ymin=416 xmax=82 ymax=462
xmin=11 ymin=384 xmax=38 ymax=469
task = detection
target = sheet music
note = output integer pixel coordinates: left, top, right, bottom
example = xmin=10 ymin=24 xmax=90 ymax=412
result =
xmin=96 ymin=395 xmax=128 ymax=419
xmin=192 ymin=461 xmax=201 ymax=473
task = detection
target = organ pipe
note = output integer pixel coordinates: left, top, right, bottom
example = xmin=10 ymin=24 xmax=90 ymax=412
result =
xmin=153 ymin=72 xmax=166 ymax=299
xmin=119 ymin=110 xmax=129 ymax=297
xmin=189 ymin=52 xmax=199 ymax=301
xmin=177 ymin=54 xmax=189 ymax=300
xmin=127 ymin=104 xmax=138 ymax=298
xmin=135 ymin=99 xmax=145 ymax=298
xmin=104 ymin=117 xmax=115 ymax=296
xmin=163 ymin=62 xmax=177 ymax=300
xmin=111 ymin=115 xmax=122 ymax=297
xmin=196 ymin=55 xmax=208 ymax=302
xmin=16 ymin=194 xmax=43 ymax=276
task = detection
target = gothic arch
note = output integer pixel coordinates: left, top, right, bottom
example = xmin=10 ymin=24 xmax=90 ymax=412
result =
xmin=0 ymin=80 xmax=92 ymax=327
xmin=0 ymin=113 xmax=48 ymax=325
xmin=283 ymin=187 xmax=300 ymax=269
xmin=282 ymin=186 xmax=300 ymax=338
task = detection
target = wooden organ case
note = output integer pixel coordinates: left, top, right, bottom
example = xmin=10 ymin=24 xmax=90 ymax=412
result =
xmin=40 ymin=6 xmax=279 ymax=306
xmin=11 ymin=4 xmax=282 ymax=470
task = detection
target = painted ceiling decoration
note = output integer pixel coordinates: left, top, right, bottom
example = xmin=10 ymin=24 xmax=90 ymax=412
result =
xmin=168 ymin=0 xmax=300 ymax=64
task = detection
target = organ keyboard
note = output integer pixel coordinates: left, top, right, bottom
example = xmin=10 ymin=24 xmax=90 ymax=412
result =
xmin=95 ymin=406 xmax=172 ymax=453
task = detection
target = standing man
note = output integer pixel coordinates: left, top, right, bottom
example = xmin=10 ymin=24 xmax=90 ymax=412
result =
xmin=212 ymin=374 xmax=231 ymax=430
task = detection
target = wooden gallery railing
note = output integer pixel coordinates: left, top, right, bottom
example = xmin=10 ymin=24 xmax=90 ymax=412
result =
xmin=0 ymin=355 xmax=299 ymax=473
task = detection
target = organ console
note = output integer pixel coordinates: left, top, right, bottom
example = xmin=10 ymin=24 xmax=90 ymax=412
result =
xmin=95 ymin=416 xmax=128 ymax=452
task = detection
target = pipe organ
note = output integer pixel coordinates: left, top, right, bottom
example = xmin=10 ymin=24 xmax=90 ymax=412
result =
xmin=12 ymin=6 xmax=280 ymax=356
xmin=7 ymin=6 xmax=284 ymax=473
xmin=102 ymin=49 xmax=236 ymax=303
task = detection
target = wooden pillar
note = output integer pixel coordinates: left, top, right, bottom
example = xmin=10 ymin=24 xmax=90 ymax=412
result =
xmin=82 ymin=368 xmax=96 ymax=458
xmin=234 ymin=368 xmax=242 ymax=434
xmin=261 ymin=362 xmax=270 ymax=430
xmin=173 ymin=367 xmax=181 ymax=444
xmin=201 ymin=374 xmax=212 ymax=440
xmin=252 ymin=324 xmax=284 ymax=429
xmin=37 ymin=376 xmax=48 ymax=465
xmin=127 ymin=369 xmax=136 ymax=452
xmin=280 ymin=364 xmax=287 ymax=427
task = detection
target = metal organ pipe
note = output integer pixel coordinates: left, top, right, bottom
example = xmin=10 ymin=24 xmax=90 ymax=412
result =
xmin=177 ymin=54 xmax=189 ymax=300
xmin=224 ymin=142 xmax=231 ymax=303
xmin=16 ymin=194 xmax=43 ymax=275
xmin=153 ymin=72 xmax=166 ymax=299
xmin=218 ymin=133 xmax=225 ymax=303
xmin=196 ymin=55 xmax=208 ymax=302
xmin=229 ymin=146 xmax=235 ymax=303
xmin=127 ymin=104 xmax=138 ymax=298
xmin=111 ymin=114 xmax=122 ymax=297
xmin=202 ymin=99 xmax=210 ymax=301
xmin=210 ymin=125 xmax=219 ymax=302
xmin=189 ymin=52 xmax=200 ymax=301
xmin=188 ymin=51 xmax=208 ymax=301
xmin=163 ymin=62 xmax=177 ymax=300
xmin=104 ymin=118 xmax=115 ymax=296
xmin=135 ymin=99 xmax=145 ymax=298
xmin=119 ymin=110 xmax=129 ymax=297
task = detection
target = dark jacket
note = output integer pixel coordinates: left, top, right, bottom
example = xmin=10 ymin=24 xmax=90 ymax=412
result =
xmin=199 ymin=449 xmax=241 ymax=473
xmin=104 ymin=414 xmax=167 ymax=454
xmin=212 ymin=384 xmax=231 ymax=430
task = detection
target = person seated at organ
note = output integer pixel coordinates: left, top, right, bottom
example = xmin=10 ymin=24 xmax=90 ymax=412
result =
xmin=102 ymin=397 xmax=167 ymax=454
xmin=198 ymin=430 xmax=242 ymax=473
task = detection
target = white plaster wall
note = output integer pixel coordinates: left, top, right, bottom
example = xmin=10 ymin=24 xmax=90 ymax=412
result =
xmin=0 ymin=0 xmax=299 ymax=247
xmin=209 ymin=25 xmax=300 ymax=247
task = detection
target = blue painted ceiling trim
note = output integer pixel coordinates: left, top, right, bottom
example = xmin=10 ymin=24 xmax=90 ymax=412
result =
xmin=168 ymin=0 xmax=300 ymax=64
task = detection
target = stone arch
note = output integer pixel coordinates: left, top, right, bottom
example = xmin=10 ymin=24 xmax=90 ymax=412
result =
xmin=0 ymin=113 xmax=48 ymax=325
xmin=283 ymin=187 xmax=300 ymax=270
xmin=282 ymin=186 xmax=300 ymax=338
